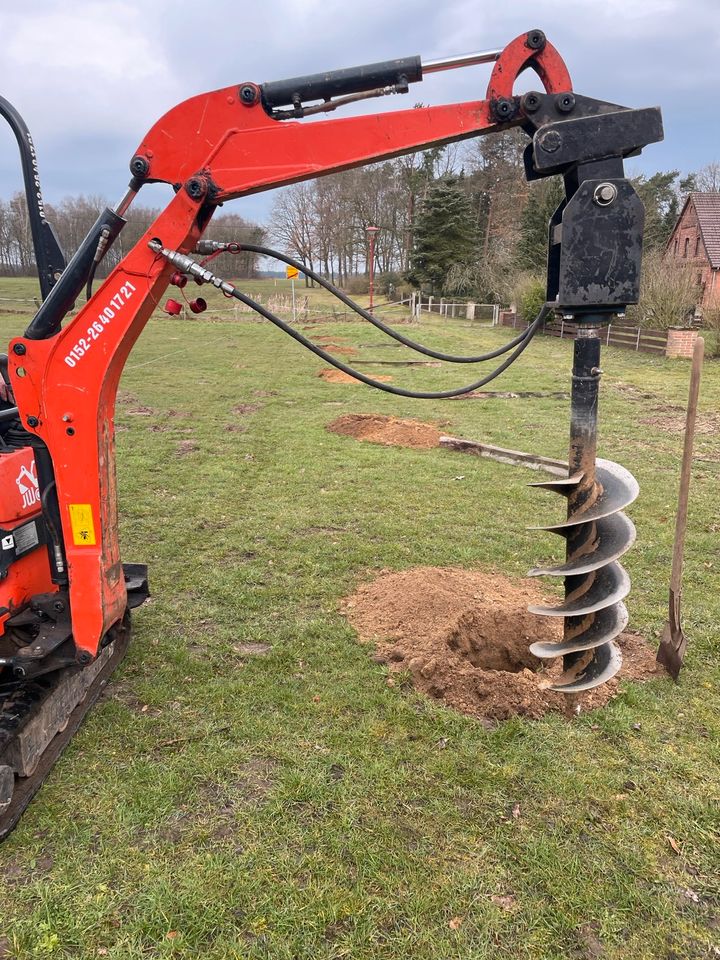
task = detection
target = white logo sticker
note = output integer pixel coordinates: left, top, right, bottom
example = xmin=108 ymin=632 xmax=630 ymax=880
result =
xmin=1 ymin=535 xmax=14 ymax=550
xmin=16 ymin=461 xmax=40 ymax=510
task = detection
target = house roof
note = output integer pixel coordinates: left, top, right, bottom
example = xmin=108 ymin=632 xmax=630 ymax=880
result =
xmin=671 ymin=192 xmax=720 ymax=269
xmin=693 ymin=193 xmax=720 ymax=269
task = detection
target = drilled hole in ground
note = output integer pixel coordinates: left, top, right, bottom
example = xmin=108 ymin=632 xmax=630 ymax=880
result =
xmin=447 ymin=610 xmax=541 ymax=673
xmin=342 ymin=566 xmax=665 ymax=722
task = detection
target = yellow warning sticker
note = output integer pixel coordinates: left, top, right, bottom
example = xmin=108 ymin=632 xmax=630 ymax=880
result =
xmin=68 ymin=503 xmax=96 ymax=546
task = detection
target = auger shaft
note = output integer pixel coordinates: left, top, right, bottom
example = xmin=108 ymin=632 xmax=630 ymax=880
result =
xmin=528 ymin=319 xmax=639 ymax=695
xmin=562 ymin=325 xmax=606 ymax=686
xmin=568 ymin=327 xmax=601 ymax=511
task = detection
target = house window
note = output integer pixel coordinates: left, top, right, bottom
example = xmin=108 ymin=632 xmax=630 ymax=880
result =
xmin=684 ymin=237 xmax=689 ymax=258
xmin=695 ymin=236 xmax=701 ymax=258
xmin=674 ymin=239 xmax=679 ymax=257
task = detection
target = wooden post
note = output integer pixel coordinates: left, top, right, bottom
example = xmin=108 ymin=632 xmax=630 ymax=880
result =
xmin=656 ymin=336 xmax=705 ymax=677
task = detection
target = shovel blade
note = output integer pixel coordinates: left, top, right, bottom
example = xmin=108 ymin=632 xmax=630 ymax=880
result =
xmin=656 ymin=618 xmax=686 ymax=681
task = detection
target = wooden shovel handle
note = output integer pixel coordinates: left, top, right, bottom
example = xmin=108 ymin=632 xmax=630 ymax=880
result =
xmin=670 ymin=336 xmax=704 ymax=593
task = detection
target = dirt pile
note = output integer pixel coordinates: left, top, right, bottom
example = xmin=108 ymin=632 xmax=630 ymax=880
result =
xmin=320 ymin=344 xmax=358 ymax=355
xmin=342 ymin=566 xmax=664 ymax=721
xmin=318 ymin=369 xmax=392 ymax=385
xmin=327 ymin=413 xmax=440 ymax=449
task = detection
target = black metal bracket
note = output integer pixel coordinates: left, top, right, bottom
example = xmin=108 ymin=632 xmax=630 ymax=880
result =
xmin=0 ymin=562 xmax=147 ymax=682
xmin=4 ymin=592 xmax=73 ymax=678
xmin=519 ymin=92 xmax=663 ymax=317
xmin=24 ymin=207 xmax=125 ymax=340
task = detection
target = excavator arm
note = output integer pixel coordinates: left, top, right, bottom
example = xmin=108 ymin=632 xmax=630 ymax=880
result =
xmin=6 ymin=30 xmax=578 ymax=660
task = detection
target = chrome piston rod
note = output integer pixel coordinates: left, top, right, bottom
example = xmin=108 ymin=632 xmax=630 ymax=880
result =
xmin=422 ymin=49 xmax=501 ymax=74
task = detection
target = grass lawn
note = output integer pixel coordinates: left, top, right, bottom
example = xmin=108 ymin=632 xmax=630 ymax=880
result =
xmin=0 ymin=276 xmax=718 ymax=959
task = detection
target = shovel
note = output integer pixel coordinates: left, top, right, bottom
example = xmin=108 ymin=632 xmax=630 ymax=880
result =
xmin=657 ymin=335 xmax=704 ymax=679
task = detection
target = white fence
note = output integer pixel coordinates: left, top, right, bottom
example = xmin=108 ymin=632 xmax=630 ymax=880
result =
xmin=410 ymin=292 xmax=500 ymax=323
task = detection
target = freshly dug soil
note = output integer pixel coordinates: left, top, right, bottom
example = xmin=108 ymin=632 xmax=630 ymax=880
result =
xmin=327 ymin=413 xmax=440 ymax=449
xmin=318 ymin=369 xmax=392 ymax=385
xmin=342 ymin=566 xmax=664 ymax=721
xmin=312 ymin=344 xmax=358 ymax=355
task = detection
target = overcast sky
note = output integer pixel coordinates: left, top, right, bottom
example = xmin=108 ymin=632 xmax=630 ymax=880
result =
xmin=0 ymin=0 xmax=717 ymax=226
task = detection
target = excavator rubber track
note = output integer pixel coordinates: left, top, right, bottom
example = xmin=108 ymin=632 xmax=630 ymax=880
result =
xmin=0 ymin=564 xmax=147 ymax=840
xmin=0 ymin=627 xmax=130 ymax=840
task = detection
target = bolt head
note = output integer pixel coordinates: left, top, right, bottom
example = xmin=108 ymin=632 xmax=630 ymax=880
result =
xmin=239 ymin=84 xmax=258 ymax=105
xmin=593 ymin=182 xmax=618 ymax=206
xmin=539 ymin=130 xmax=562 ymax=153
xmin=130 ymin=155 xmax=150 ymax=178
xmin=27 ymin=416 xmax=39 ymax=428
xmin=186 ymin=178 xmax=207 ymax=200
xmin=12 ymin=343 xmax=26 ymax=356
xmin=555 ymin=93 xmax=576 ymax=114
xmin=526 ymin=29 xmax=546 ymax=50
xmin=492 ymin=97 xmax=516 ymax=122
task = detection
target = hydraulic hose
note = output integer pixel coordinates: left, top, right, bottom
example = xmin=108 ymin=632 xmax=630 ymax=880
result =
xmin=209 ymin=242 xmax=536 ymax=364
xmin=228 ymin=287 xmax=549 ymax=399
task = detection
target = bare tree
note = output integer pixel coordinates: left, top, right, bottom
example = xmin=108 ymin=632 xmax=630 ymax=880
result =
xmin=0 ymin=193 xmax=264 ymax=279
xmin=268 ymin=183 xmax=318 ymax=284
xmin=630 ymin=252 xmax=700 ymax=329
xmin=694 ymin=162 xmax=720 ymax=193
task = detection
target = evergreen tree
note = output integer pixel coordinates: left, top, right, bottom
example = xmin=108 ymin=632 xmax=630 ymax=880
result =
xmin=632 ymin=171 xmax=683 ymax=252
xmin=516 ymin=178 xmax=563 ymax=271
xmin=406 ymin=175 xmax=478 ymax=294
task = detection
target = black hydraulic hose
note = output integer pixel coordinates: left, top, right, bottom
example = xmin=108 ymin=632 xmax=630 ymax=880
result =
xmin=85 ymin=260 xmax=98 ymax=301
xmin=232 ymin=243 xmax=535 ymax=364
xmin=228 ymin=289 xmax=549 ymax=399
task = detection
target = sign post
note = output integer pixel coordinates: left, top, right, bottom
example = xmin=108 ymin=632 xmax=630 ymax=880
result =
xmin=286 ymin=265 xmax=299 ymax=322
xmin=366 ymin=225 xmax=380 ymax=312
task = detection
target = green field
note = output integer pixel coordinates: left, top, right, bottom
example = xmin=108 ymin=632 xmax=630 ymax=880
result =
xmin=0 ymin=276 xmax=718 ymax=959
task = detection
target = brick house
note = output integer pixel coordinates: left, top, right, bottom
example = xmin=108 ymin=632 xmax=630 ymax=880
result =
xmin=664 ymin=192 xmax=720 ymax=311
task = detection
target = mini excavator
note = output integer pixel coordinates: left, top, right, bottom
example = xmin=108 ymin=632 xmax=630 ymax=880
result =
xmin=0 ymin=30 xmax=662 ymax=838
